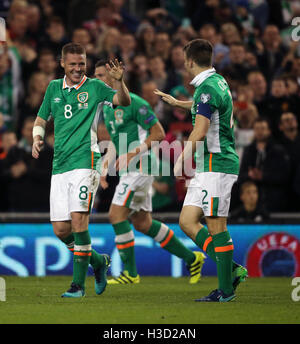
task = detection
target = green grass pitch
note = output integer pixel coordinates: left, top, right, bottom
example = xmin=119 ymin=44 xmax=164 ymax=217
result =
xmin=0 ymin=276 xmax=299 ymax=324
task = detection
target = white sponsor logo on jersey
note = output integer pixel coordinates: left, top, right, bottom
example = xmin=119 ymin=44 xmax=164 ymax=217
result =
xmin=78 ymin=103 xmax=89 ymax=110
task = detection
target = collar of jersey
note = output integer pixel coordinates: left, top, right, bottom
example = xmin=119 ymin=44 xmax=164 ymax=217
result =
xmin=190 ymin=68 xmax=216 ymax=87
xmin=62 ymin=75 xmax=87 ymax=90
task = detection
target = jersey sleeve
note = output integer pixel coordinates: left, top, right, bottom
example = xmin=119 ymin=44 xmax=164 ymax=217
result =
xmin=96 ymin=79 xmax=116 ymax=104
xmin=132 ymin=96 xmax=158 ymax=130
xmin=194 ymin=85 xmax=219 ymax=121
xmin=37 ymin=81 xmax=53 ymax=120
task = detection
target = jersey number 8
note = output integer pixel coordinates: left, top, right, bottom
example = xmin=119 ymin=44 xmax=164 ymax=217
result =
xmin=64 ymin=104 xmax=73 ymax=119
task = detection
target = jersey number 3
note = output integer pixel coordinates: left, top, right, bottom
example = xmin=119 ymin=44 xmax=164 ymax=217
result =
xmin=64 ymin=104 xmax=73 ymax=119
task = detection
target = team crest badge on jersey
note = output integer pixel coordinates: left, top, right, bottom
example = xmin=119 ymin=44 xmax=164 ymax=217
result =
xmin=77 ymin=92 xmax=89 ymax=103
xmin=138 ymin=105 xmax=148 ymax=115
xmin=200 ymin=93 xmax=211 ymax=103
xmin=114 ymin=109 xmax=124 ymax=124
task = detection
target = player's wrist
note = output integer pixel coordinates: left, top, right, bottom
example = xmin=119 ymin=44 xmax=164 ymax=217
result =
xmin=114 ymin=75 xmax=123 ymax=82
xmin=32 ymin=126 xmax=45 ymax=140
xmin=33 ymin=136 xmax=42 ymax=143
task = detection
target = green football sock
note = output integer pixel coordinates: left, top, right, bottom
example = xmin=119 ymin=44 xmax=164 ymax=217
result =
xmin=113 ymin=220 xmax=137 ymax=277
xmin=61 ymin=233 xmax=104 ymax=269
xmin=212 ymin=231 xmax=234 ymax=295
xmin=195 ymin=226 xmax=239 ymax=271
xmin=146 ymin=220 xmax=195 ymax=265
xmin=73 ymin=230 xmax=92 ymax=288
xmin=61 ymin=233 xmax=75 ymax=251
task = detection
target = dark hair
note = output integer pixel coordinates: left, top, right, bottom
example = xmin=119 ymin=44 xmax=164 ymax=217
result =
xmin=183 ymin=39 xmax=213 ymax=67
xmin=253 ymin=117 xmax=270 ymax=128
xmin=280 ymin=112 xmax=296 ymax=122
xmin=240 ymin=181 xmax=257 ymax=195
xmin=171 ymin=43 xmax=184 ymax=52
xmin=95 ymin=59 xmax=108 ymax=68
xmin=38 ymin=48 xmax=56 ymax=59
xmin=282 ymin=73 xmax=297 ymax=83
xmin=148 ymin=55 xmax=164 ymax=62
xmin=47 ymin=16 xmax=64 ymax=27
xmin=61 ymin=43 xmax=86 ymax=59
xmin=96 ymin=0 xmax=110 ymax=10
xmin=271 ymin=76 xmax=285 ymax=84
xmin=230 ymin=42 xmax=245 ymax=49
xmin=199 ymin=23 xmax=218 ymax=32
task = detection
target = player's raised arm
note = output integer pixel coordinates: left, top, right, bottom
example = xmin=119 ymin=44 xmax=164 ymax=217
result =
xmin=154 ymin=89 xmax=193 ymax=110
xmin=32 ymin=116 xmax=47 ymax=159
xmin=106 ymin=59 xmax=131 ymax=106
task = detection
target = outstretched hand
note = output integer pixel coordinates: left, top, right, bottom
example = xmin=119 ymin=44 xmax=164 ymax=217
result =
xmin=153 ymin=89 xmax=178 ymax=106
xmin=32 ymin=140 xmax=44 ymax=159
xmin=106 ymin=59 xmax=125 ymax=81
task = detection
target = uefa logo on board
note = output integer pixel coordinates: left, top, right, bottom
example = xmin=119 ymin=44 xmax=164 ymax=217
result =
xmin=246 ymin=232 xmax=300 ymax=277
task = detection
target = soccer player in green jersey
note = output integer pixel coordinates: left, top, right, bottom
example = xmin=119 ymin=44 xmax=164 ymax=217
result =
xmin=155 ymin=39 xmax=248 ymax=302
xmin=31 ymin=43 xmax=131 ymax=297
xmin=95 ymin=60 xmax=206 ymax=285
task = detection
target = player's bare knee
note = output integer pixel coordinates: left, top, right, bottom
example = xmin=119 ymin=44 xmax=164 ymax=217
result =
xmin=131 ymin=211 xmax=152 ymax=233
xmin=179 ymin=214 xmax=190 ymax=233
xmin=132 ymin=218 xmax=151 ymax=233
xmin=109 ymin=208 xmax=120 ymax=224
xmin=55 ymin=230 xmax=67 ymax=240
xmin=179 ymin=214 xmax=198 ymax=239
xmin=71 ymin=212 xmax=89 ymax=232
xmin=108 ymin=208 xmax=126 ymax=224
xmin=52 ymin=222 xmax=71 ymax=239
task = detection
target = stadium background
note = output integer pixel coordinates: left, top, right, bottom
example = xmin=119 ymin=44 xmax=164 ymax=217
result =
xmin=0 ymin=0 xmax=300 ymax=279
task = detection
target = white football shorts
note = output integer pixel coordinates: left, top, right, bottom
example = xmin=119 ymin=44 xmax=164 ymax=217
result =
xmin=112 ymin=172 xmax=154 ymax=212
xmin=183 ymin=172 xmax=238 ymax=217
xmin=50 ymin=169 xmax=100 ymax=221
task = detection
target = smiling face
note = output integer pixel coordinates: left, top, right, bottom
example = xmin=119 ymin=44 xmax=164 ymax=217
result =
xmin=279 ymin=112 xmax=298 ymax=133
xmin=61 ymin=53 xmax=86 ymax=86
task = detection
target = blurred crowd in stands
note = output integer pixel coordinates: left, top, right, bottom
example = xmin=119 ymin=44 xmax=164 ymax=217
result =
xmin=0 ymin=0 xmax=300 ymax=221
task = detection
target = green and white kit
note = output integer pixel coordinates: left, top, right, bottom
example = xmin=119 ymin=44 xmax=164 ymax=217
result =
xmin=184 ymin=68 xmax=239 ymax=217
xmin=37 ymin=75 xmax=116 ymax=220
xmin=102 ymin=92 xmax=158 ymax=211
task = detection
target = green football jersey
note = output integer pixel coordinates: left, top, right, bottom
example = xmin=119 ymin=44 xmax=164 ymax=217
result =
xmin=37 ymin=75 xmax=116 ymax=174
xmin=102 ymin=92 xmax=158 ymax=175
xmin=190 ymin=69 xmax=239 ymax=175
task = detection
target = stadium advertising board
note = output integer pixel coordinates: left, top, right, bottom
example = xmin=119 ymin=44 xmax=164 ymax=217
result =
xmin=0 ymin=224 xmax=300 ymax=277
